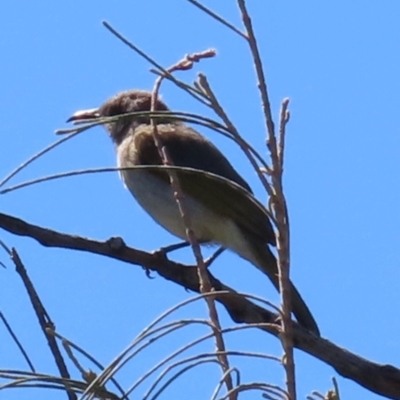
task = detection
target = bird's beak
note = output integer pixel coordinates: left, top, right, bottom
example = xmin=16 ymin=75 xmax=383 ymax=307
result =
xmin=66 ymin=108 xmax=100 ymax=124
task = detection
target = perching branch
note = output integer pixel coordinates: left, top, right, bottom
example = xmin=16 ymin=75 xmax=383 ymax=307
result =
xmin=1 ymin=211 xmax=400 ymax=399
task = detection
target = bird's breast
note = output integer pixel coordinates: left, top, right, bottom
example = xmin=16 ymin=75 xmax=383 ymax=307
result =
xmin=116 ymin=145 xmax=256 ymax=264
xmin=119 ymin=166 xmax=224 ymax=243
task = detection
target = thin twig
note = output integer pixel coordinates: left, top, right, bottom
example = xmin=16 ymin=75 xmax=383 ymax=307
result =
xmin=0 ymin=167 xmax=120 ymax=195
xmin=187 ymin=0 xmax=247 ymax=39
xmin=46 ymin=329 xmax=128 ymax=399
xmin=332 ymin=377 xmax=340 ymax=400
xmin=149 ymin=50 xmax=236 ymax=400
xmin=237 ymin=0 xmax=276 ymax=156
xmin=144 ymin=358 xmax=220 ymax=400
xmin=2 ymin=211 xmax=400 ymax=398
xmin=197 ymin=73 xmax=273 ymax=186
xmin=237 ymin=0 xmax=295 ymax=398
xmin=10 ymin=248 xmax=77 ymax=400
xmin=274 ymin=99 xmax=294 ymax=400
xmin=278 ymin=99 xmax=290 ymax=169
xmin=196 ymin=74 xmax=276 ymax=223
xmin=0 ymin=131 xmax=82 ymax=188
xmin=83 ymin=313 xmax=277 ymax=397
xmin=0 ymin=310 xmax=36 ymax=373
xmin=223 ymin=382 xmax=287 ymax=400
xmin=211 ymin=368 xmax=241 ymax=400
xmin=102 ymin=21 xmax=211 ymax=106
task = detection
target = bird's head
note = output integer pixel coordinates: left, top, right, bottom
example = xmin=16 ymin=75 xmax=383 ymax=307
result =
xmin=67 ymin=90 xmax=170 ymax=144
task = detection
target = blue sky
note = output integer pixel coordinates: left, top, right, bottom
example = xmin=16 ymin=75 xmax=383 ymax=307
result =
xmin=1 ymin=1 xmax=400 ymax=399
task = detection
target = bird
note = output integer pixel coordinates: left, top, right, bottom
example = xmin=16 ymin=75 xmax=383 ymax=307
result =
xmin=67 ymin=89 xmax=320 ymax=336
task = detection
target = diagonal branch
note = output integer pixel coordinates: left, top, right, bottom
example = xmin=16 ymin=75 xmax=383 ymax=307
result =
xmin=8 ymin=247 xmax=77 ymax=400
xmin=1 ymin=211 xmax=400 ymax=399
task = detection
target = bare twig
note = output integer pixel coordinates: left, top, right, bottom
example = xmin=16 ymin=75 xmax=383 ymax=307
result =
xmin=278 ymin=98 xmax=290 ymax=169
xmin=102 ymin=21 xmax=211 ymax=107
xmin=0 ymin=311 xmax=36 ymax=373
xmin=78 ymin=296 xmax=278 ymax=398
xmin=149 ymin=50 xmax=236 ymax=400
xmin=1 ymin=212 xmax=400 ymax=399
xmin=211 ymin=368 xmax=241 ymax=400
xmin=143 ymin=351 xmax=280 ymax=400
xmin=332 ymin=377 xmax=340 ymax=399
xmin=45 ymin=330 xmax=128 ymax=399
xmin=273 ymin=99 xmax=295 ymax=399
xmin=187 ymin=0 xmax=247 ymax=39
xmin=0 ymin=132 xmax=82 ymax=188
xmin=196 ymin=74 xmax=274 ymax=197
xmin=237 ymin=0 xmax=276 ymax=152
xmin=223 ymin=382 xmax=287 ymax=400
xmin=0 ymin=370 xmax=119 ymax=399
xmin=237 ymin=0 xmax=295 ymax=397
xmin=9 ymin=248 xmax=77 ymax=400
xmin=0 ymin=167 xmax=120 ymax=195
xmin=0 ymin=241 xmax=35 ymax=372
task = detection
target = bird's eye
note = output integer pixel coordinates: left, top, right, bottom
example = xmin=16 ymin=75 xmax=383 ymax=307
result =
xmin=101 ymin=104 xmax=125 ymax=117
xmin=108 ymin=106 xmax=122 ymax=116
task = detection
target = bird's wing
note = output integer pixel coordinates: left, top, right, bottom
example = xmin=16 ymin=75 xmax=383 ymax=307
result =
xmin=133 ymin=124 xmax=253 ymax=193
xmin=127 ymin=165 xmax=276 ymax=246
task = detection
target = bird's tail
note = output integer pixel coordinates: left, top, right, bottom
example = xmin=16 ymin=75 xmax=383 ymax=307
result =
xmin=246 ymin=240 xmax=320 ymax=336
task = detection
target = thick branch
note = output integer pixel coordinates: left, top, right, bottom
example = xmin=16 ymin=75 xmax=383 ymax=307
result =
xmin=1 ymin=212 xmax=400 ymax=399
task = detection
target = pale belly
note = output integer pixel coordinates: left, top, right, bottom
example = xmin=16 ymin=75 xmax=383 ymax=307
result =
xmin=120 ymin=169 xmax=221 ymax=242
xmin=119 ymin=168 xmax=256 ymax=266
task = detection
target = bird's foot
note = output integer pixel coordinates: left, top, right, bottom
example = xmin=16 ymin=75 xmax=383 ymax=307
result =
xmin=157 ymin=241 xmax=191 ymax=254
xmin=204 ymin=247 xmax=225 ymax=268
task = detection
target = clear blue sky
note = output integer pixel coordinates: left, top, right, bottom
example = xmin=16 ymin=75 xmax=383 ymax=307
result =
xmin=1 ymin=1 xmax=399 ymax=399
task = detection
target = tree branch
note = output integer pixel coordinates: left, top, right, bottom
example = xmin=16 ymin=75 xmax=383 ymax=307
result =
xmin=1 ymin=211 xmax=400 ymax=399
